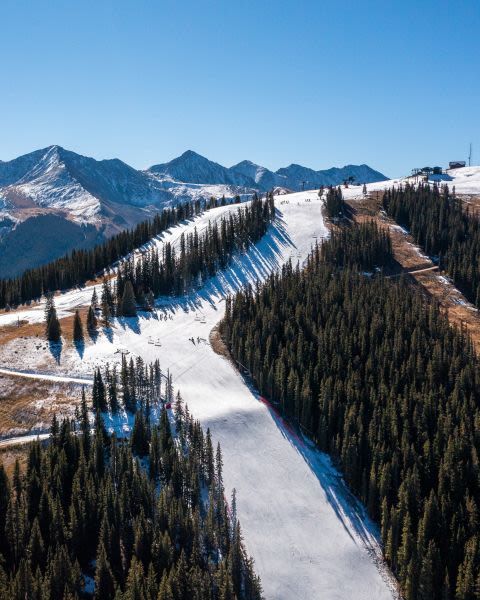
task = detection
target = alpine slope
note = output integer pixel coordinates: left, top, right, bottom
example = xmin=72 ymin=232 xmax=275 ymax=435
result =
xmin=0 ymin=191 xmax=399 ymax=600
xmin=341 ymin=164 xmax=480 ymax=200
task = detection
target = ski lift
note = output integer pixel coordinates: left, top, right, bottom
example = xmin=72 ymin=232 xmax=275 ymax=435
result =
xmin=148 ymin=336 xmax=154 ymax=344
xmin=154 ymin=338 xmax=161 ymax=347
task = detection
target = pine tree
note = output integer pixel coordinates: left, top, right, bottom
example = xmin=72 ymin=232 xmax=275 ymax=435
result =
xmin=80 ymin=387 xmax=91 ymax=458
xmin=131 ymin=411 xmax=149 ymax=457
xmin=120 ymin=281 xmax=137 ymax=317
xmin=73 ymin=310 xmax=84 ymax=342
xmin=91 ymin=288 xmax=98 ymax=311
xmin=46 ymin=307 xmax=61 ymax=342
xmin=0 ymin=357 xmax=263 ymax=600
xmin=95 ymin=542 xmax=115 ymax=600
xmin=27 ymin=518 xmax=44 ymax=571
xmin=87 ymin=305 xmax=98 ymax=333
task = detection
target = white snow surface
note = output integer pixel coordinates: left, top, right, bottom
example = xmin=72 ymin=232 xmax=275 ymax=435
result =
xmin=341 ymin=165 xmax=480 ymax=200
xmin=0 ymin=192 xmax=398 ymax=599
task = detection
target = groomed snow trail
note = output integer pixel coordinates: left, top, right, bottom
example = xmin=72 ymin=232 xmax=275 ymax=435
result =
xmin=0 ymin=367 xmax=93 ymax=386
xmin=0 ymin=193 xmax=398 ymax=599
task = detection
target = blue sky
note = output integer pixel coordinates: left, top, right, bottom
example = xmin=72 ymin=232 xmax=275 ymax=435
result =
xmin=0 ymin=0 xmax=478 ymax=177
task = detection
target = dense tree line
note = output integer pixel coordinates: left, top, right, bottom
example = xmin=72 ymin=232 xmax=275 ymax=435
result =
xmin=90 ymin=355 xmax=166 ymax=415
xmin=113 ymin=194 xmax=275 ymax=305
xmin=320 ymin=220 xmax=392 ymax=270
xmin=0 ymin=367 xmax=263 ymax=599
xmin=0 ymin=195 xmax=244 ymax=310
xmin=221 ymin=223 xmax=480 ymax=599
xmin=383 ymin=183 xmax=480 ymax=306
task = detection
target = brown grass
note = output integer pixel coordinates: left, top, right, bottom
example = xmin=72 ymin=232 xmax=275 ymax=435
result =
xmin=209 ymin=325 xmax=230 ymax=360
xmin=0 ymin=305 xmax=91 ymax=347
xmin=411 ymin=270 xmax=480 ymax=350
xmin=0 ymin=375 xmax=82 ymax=437
xmin=345 ymin=195 xmax=480 ymax=353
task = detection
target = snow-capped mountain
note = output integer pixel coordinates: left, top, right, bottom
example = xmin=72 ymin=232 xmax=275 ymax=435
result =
xmin=0 ymin=144 xmax=387 ymax=278
xmin=0 ymin=145 xmax=172 ymax=221
xmin=151 ymin=152 xmax=387 ymax=192
xmin=0 ymin=146 xmax=255 ymax=277
xmin=230 ymin=160 xmax=284 ymax=191
xmin=148 ymin=150 xmax=255 ymax=188
xmin=0 ymin=146 xmax=387 ymax=224
xmin=231 ymin=159 xmax=387 ymax=192
xmin=275 ymin=163 xmax=387 ymax=190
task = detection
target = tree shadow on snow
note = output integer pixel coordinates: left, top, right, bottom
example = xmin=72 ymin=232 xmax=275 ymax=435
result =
xmin=116 ymin=316 xmax=141 ymax=335
xmin=88 ymin=329 xmax=99 ymax=344
xmin=103 ymin=326 xmax=114 ymax=343
xmin=74 ymin=339 xmax=85 ymax=359
xmin=48 ymin=340 xmax=63 ymax=364
xmin=233 ymin=370 xmax=383 ymax=555
xmin=152 ymin=216 xmax=300 ymax=316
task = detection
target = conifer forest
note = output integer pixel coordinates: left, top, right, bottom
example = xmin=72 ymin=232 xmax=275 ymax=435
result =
xmin=0 ymin=361 xmax=263 ymax=600
xmin=221 ymin=220 xmax=480 ymax=599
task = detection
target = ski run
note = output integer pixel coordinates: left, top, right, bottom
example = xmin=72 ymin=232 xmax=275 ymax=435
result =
xmin=0 ymin=191 xmax=401 ymax=599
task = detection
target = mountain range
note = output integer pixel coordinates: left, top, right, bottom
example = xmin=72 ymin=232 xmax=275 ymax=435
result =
xmin=0 ymin=145 xmax=387 ymax=277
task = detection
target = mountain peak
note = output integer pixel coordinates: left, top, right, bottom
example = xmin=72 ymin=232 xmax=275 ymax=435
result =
xmin=179 ymin=149 xmax=205 ymax=160
xmin=148 ymin=152 xmax=255 ymax=187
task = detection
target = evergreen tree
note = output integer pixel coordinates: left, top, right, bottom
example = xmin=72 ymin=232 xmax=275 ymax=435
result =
xmin=221 ymin=221 xmax=480 ymax=598
xmin=120 ymin=281 xmax=137 ymax=317
xmin=0 ymin=360 xmax=263 ymax=600
xmin=46 ymin=300 xmax=62 ymax=343
xmin=73 ymin=310 xmax=84 ymax=342
xmin=87 ymin=305 xmax=98 ymax=334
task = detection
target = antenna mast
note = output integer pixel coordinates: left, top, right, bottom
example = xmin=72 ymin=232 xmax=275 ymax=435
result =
xmin=469 ymin=143 xmax=472 ymax=167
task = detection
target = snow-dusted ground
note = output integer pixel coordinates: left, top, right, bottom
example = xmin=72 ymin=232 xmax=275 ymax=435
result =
xmin=341 ymin=164 xmax=480 ymax=200
xmin=0 ymin=192 xmax=398 ymax=599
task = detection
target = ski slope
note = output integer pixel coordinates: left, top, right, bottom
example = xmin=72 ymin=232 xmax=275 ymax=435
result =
xmin=0 ymin=192 xmax=399 ymax=599
xmin=341 ymin=164 xmax=480 ymax=200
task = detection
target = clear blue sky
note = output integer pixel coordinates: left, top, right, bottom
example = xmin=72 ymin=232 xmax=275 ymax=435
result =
xmin=1 ymin=0 xmax=479 ymax=177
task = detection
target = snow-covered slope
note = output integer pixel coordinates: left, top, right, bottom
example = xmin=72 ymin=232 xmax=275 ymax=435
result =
xmin=231 ymin=160 xmax=388 ymax=192
xmin=0 ymin=146 xmax=388 ymax=223
xmin=341 ymin=164 xmax=480 ymax=201
xmin=0 ymin=144 xmax=386 ymax=278
xmin=0 ymin=192 xmax=398 ymax=600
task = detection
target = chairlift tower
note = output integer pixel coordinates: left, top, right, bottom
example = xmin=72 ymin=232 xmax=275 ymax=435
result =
xmin=469 ymin=143 xmax=473 ymax=167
